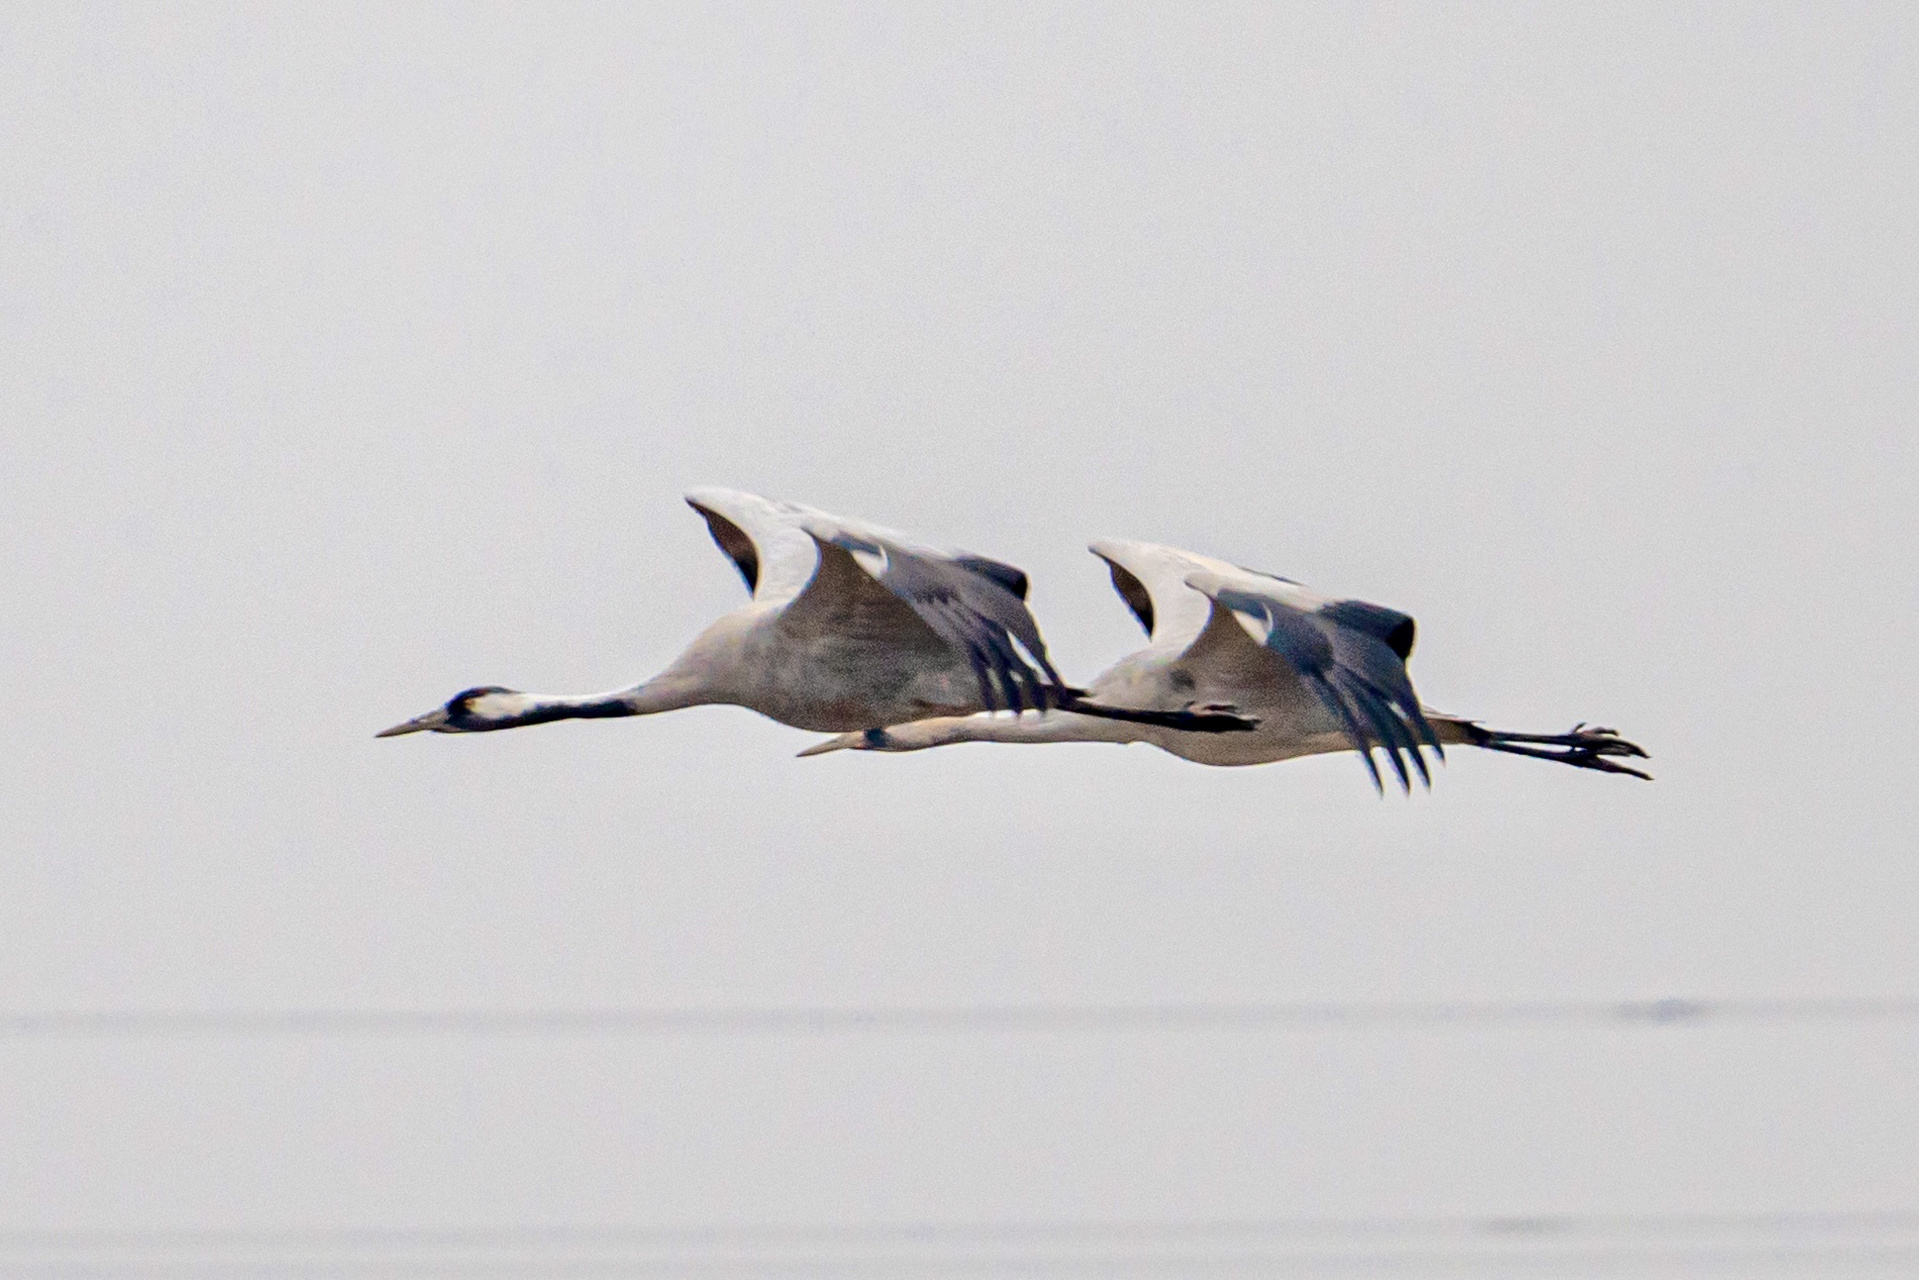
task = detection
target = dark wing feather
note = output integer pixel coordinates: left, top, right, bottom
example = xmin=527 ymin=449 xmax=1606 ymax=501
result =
xmin=952 ymin=555 xmax=1030 ymax=601
xmin=1213 ymin=587 xmax=1441 ymax=793
xmin=1319 ymin=599 xmax=1417 ymax=661
xmin=686 ymin=500 xmax=760 ymax=593
xmin=825 ymin=534 xmax=1068 ymax=712
xmin=1102 ymin=559 xmax=1156 ymax=637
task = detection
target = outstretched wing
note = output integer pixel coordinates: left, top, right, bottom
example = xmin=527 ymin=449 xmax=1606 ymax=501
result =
xmin=684 ymin=489 xmax=824 ymax=603
xmin=1186 ymin=570 xmax=1441 ymax=793
xmin=1087 ymin=540 xmax=1235 ymax=649
xmin=802 ymin=522 xmax=1069 ymax=714
xmin=686 ymin=489 xmax=1069 ymax=713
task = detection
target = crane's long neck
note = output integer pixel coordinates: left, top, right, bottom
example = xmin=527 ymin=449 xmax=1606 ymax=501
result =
xmin=486 ymin=672 xmax=706 ymax=728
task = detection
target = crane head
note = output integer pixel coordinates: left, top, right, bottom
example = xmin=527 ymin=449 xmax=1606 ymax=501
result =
xmin=376 ymin=686 xmax=528 ymax=736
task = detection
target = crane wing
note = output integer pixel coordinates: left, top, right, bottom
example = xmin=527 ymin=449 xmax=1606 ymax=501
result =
xmin=1173 ymin=595 xmax=1301 ymax=693
xmin=685 ymin=489 xmax=1069 ymax=713
xmin=1087 ymin=540 xmax=1234 ymax=649
xmin=790 ymin=520 xmax=1070 ymax=714
xmin=684 ymin=489 xmax=823 ymax=604
xmin=1186 ymin=570 xmax=1440 ymax=793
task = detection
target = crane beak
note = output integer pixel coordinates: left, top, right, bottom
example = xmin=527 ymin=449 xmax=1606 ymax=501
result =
xmin=796 ymin=732 xmax=862 ymax=757
xmin=376 ymin=707 xmax=450 ymax=737
xmin=797 ymin=728 xmax=893 ymax=757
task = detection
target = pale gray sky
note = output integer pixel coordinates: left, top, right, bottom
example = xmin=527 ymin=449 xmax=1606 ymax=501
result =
xmin=3 ymin=3 xmax=1917 ymax=1275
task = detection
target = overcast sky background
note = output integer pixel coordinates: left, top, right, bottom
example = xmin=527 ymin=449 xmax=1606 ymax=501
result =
xmin=4 ymin=3 xmax=1917 ymax=1274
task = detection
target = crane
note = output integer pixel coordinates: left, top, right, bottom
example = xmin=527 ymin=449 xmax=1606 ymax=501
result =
xmin=377 ymin=493 xmax=1251 ymax=741
xmin=799 ymin=539 xmax=1649 ymax=790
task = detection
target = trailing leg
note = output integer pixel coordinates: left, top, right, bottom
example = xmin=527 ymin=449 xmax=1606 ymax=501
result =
xmin=1454 ymin=721 xmax=1652 ymax=780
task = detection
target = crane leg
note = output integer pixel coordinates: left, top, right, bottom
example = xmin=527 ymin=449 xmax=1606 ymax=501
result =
xmin=1466 ymin=723 xmax=1652 ymax=779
